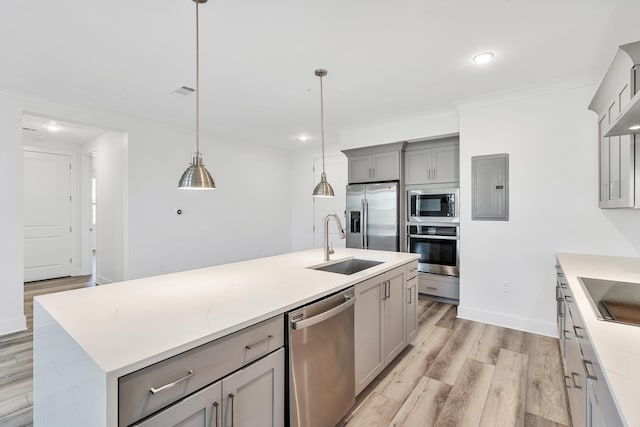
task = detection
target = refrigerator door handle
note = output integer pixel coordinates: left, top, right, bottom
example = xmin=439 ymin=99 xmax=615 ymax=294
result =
xmin=361 ymin=198 xmax=366 ymax=248
xmin=364 ymin=199 xmax=369 ymax=249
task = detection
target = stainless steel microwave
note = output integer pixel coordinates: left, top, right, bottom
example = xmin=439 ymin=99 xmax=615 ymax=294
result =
xmin=407 ymin=188 xmax=458 ymax=222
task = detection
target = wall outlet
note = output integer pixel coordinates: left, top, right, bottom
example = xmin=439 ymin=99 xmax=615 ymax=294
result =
xmin=500 ymin=281 xmax=511 ymax=293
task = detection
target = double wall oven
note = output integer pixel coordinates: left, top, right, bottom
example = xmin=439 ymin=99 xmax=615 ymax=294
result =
xmin=406 ymin=188 xmax=459 ymax=277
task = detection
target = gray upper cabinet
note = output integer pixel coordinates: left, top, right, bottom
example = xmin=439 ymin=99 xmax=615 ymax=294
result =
xmin=348 ymin=151 xmax=400 ymax=183
xmin=589 ymin=41 xmax=640 ymax=209
xmin=342 ymin=141 xmax=406 ymax=183
xmin=404 ymin=136 xmax=459 ymax=185
xmin=472 ymin=153 xmax=509 ymax=221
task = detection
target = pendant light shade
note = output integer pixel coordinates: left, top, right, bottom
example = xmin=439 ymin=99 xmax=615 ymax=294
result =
xmin=312 ymin=68 xmax=335 ymax=198
xmin=312 ymin=172 xmax=335 ymax=197
xmin=178 ymin=152 xmax=216 ymax=189
xmin=178 ymin=0 xmax=216 ymax=190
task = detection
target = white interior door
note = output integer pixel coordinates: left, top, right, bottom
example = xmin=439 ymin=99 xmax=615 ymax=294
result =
xmin=23 ymin=150 xmax=72 ymax=282
xmin=313 ymin=155 xmax=347 ymax=249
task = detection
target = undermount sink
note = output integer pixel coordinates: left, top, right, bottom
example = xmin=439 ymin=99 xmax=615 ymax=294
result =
xmin=309 ymin=258 xmax=383 ymax=275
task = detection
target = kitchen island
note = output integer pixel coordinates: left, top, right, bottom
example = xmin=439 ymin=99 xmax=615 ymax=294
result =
xmin=556 ymin=253 xmax=640 ymax=427
xmin=33 ymin=248 xmax=418 ymax=426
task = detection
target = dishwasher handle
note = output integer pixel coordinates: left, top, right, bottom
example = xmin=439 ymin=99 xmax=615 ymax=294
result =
xmin=292 ymin=296 xmax=355 ymax=330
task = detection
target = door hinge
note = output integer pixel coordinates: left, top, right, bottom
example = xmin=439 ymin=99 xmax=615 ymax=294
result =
xmin=69 ymin=164 xmax=72 ymax=170
xmin=70 ymin=226 xmax=72 ymax=232
xmin=312 ymin=225 xmax=315 ymax=232
xmin=69 ymin=195 xmax=72 ymax=201
xmin=69 ymin=257 xmax=72 ymax=264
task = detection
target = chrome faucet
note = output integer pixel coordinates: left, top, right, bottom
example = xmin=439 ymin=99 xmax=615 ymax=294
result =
xmin=323 ymin=212 xmax=346 ymax=261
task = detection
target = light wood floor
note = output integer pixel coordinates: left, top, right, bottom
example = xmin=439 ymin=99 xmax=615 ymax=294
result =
xmin=0 ymin=275 xmax=95 ymax=427
xmin=343 ymin=299 xmax=571 ymax=427
xmin=0 ymin=278 xmax=570 ymax=427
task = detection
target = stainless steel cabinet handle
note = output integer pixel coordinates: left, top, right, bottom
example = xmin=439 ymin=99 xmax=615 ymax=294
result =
xmin=407 ymin=288 xmax=412 ymax=304
xmin=149 ymin=370 xmax=194 ymax=394
xmin=564 ymin=375 xmax=570 ymax=389
xmin=563 ymin=330 xmax=571 ymax=339
xmin=564 ymin=295 xmax=573 ymax=303
xmin=245 ymin=335 xmax=273 ymax=350
xmin=583 ymin=359 xmax=598 ymax=380
xmin=213 ymin=402 xmax=219 ymax=427
xmin=426 ymin=286 xmax=437 ymax=291
xmin=228 ymin=393 xmax=235 ymax=427
xmin=573 ymin=325 xmax=585 ymax=339
xmin=571 ymin=372 xmax=582 ymax=389
xmin=292 ymin=296 xmax=355 ymax=330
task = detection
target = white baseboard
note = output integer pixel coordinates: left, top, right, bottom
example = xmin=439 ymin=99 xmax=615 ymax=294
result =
xmin=457 ymin=305 xmax=557 ymax=338
xmin=0 ymin=314 xmax=27 ymax=337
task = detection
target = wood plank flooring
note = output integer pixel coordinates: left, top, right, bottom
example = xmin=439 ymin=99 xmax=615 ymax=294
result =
xmin=0 ymin=275 xmax=94 ymax=427
xmin=0 ymin=279 xmax=570 ymax=427
xmin=343 ymin=300 xmax=571 ymax=427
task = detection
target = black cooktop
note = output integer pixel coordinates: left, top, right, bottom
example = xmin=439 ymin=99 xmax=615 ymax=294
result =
xmin=578 ymin=277 xmax=640 ymax=326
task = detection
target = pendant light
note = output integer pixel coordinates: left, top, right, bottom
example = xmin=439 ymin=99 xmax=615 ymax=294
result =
xmin=178 ymin=0 xmax=216 ymax=190
xmin=312 ymin=69 xmax=335 ymax=198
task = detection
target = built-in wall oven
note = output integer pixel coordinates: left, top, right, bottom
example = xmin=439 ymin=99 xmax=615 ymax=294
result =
xmin=407 ymin=188 xmax=458 ymax=223
xmin=407 ymin=223 xmax=459 ymax=276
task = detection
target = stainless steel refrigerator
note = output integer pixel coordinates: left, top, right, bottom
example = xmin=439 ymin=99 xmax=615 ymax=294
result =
xmin=346 ymin=182 xmax=399 ymax=251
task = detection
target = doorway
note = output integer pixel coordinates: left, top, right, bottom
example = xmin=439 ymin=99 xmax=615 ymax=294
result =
xmin=22 ymin=114 xmax=109 ymax=283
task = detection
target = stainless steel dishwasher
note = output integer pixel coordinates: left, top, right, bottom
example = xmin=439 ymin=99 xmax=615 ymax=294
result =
xmin=288 ymin=287 xmax=355 ymax=427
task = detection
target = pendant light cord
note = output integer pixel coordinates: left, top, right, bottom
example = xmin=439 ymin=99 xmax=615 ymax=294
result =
xmin=320 ymin=74 xmax=325 ymax=175
xmin=195 ymin=0 xmax=201 ymax=156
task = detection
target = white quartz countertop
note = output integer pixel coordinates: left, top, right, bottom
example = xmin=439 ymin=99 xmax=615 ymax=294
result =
xmin=556 ymin=253 xmax=640 ymax=427
xmin=35 ymin=248 xmax=417 ymax=377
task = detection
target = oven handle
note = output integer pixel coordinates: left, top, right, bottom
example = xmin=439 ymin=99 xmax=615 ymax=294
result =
xmin=407 ymin=234 xmax=459 ymax=240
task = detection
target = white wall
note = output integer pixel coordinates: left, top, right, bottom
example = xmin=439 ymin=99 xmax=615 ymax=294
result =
xmin=290 ymin=147 xmax=347 ymax=251
xmin=84 ymin=132 xmax=127 ymax=284
xmin=0 ymin=94 xmax=26 ymax=335
xmin=338 ymin=106 xmax=459 ymax=149
xmin=456 ymin=84 xmax=640 ymax=336
xmin=0 ymin=91 xmax=293 ymax=336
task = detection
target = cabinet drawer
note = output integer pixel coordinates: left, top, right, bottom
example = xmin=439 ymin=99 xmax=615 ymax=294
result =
xmin=405 ymin=261 xmax=418 ymax=280
xmin=119 ymin=315 xmax=284 ymax=426
xmin=419 ymin=276 xmax=459 ymax=300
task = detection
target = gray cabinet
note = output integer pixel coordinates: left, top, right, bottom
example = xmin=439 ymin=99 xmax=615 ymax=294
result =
xmin=472 ymin=153 xmax=509 ymax=221
xmin=119 ymin=316 xmax=284 ymax=427
xmin=405 ymin=143 xmax=459 ymax=185
xmin=342 ymin=141 xmax=406 ymax=184
xmin=598 ymin=113 xmax=636 ymax=208
xmin=348 ymin=151 xmax=400 ymax=183
xmin=134 ymin=381 xmax=221 ymax=427
xmin=589 ymin=41 xmax=640 ymax=209
xmin=136 ymin=349 xmax=284 ymax=427
xmin=405 ymin=264 xmax=418 ymax=342
xmin=354 ymin=264 xmax=411 ymax=395
xmin=555 ymin=266 xmax=623 ymax=427
xmin=221 ymin=348 xmax=284 ymax=427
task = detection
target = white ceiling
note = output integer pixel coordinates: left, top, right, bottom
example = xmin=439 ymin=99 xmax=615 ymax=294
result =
xmin=3 ymin=0 xmax=639 ymax=150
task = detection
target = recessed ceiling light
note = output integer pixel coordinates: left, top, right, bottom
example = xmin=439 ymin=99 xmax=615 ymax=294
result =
xmin=472 ymin=52 xmax=495 ymax=64
xmin=629 ymin=125 xmax=640 ymax=131
xmin=298 ymin=135 xmax=309 ymax=142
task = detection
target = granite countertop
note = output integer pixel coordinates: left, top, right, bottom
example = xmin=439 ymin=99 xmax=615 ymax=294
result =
xmin=34 ymin=248 xmax=417 ymax=377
